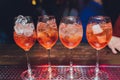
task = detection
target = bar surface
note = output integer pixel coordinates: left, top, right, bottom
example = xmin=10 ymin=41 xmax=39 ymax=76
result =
xmin=0 ymin=42 xmax=120 ymax=65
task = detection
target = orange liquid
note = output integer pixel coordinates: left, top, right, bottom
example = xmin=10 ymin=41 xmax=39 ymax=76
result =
xmin=60 ymin=35 xmax=82 ymax=49
xmin=37 ymin=22 xmax=58 ymax=49
xmin=59 ymin=23 xmax=83 ymax=49
xmin=14 ymin=31 xmax=36 ymax=51
xmin=86 ymin=23 xmax=112 ymax=50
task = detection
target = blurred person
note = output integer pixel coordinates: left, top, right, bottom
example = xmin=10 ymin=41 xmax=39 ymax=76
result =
xmin=104 ymin=0 xmax=120 ymax=26
xmin=104 ymin=0 xmax=120 ymax=54
xmin=56 ymin=0 xmax=66 ymax=25
xmin=69 ymin=0 xmax=79 ymax=16
xmin=108 ymin=15 xmax=120 ymax=54
xmin=79 ymin=0 xmax=120 ymax=54
xmin=63 ymin=0 xmax=79 ymax=16
xmin=79 ymin=0 xmax=105 ymax=43
xmin=113 ymin=16 xmax=120 ymax=37
xmin=78 ymin=0 xmax=84 ymax=11
xmin=62 ymin=1 xmax=69 ymax=17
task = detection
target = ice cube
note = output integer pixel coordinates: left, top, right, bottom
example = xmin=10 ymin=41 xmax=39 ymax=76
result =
xmin=47 ymin=19 xmax=55 ymax=24
xmin=67 ymin=24 xmax=73 ymax=28
xmin=26 ymin=23 xmax=35 ymax=30
xmin=96 ymin=32 xmax=106 ymax=43
xmin=92 ymin=24 xmax=106 ymax=43
xmin=21 ymin=17 xmax=27 ymax=25
xmin=23 ymin=23 xmax=34 ymax=37
xmin=15 ymin=15 xmax=24 ymax=23
xmin=69 ymin=16 xmax=76 ymax=23
xmin=92 ymin=24 xmax=103 ymax=34
xmin=42 ymin=15 xmax=49 ymax=22
xmin=59 ymin=23 xmax=66 ymax=31
xmin=14 ymin=23 xmax=24 ymax=35
xmin=67 ymin=24 xmax=77 ymax=34
xmin=15 ymin=15 xmax=27 ymax=25
xmin=59 ymin=23 xmax=67 ymax=38
xmin=37 ymin=22 xmax=46 ymax=30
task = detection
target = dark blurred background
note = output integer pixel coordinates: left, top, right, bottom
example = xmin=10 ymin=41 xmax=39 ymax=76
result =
xmin=0 ymin=0 xmax=120 ymax=43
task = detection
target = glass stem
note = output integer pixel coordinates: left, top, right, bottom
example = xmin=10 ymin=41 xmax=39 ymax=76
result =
xmin=95 ymin=50 xmax=99 ymax=78
xmin=70 ymin=49 xmax=73 ymax=80
xmin=48 ymin=49 xmax=52 ymax=80
xmin=48 ymin=49 xmax=51 ymax=66
xmin=25 ymin=52 xmax=33 ymax=80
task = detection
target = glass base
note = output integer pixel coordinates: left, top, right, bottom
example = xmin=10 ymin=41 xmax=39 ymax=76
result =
xmin=21 ymin=67 xmax=58 ymax=80
xmin=20 ymin=70 xmax=36 ymax=80
xmin=20 ymin=66 xmax=109 ymax=80
xmin=65 ymin=67 xmax=81 ymax=79
xmin=91 ymin=71 xmax=109 ymax=80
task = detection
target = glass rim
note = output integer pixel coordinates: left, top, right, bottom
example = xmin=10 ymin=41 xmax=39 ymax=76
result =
xmin=62 ymin=16 xmax=79 ymax=19
xmin=14 ymin=15 xmax=32 ymax=19
xmin=38 ymin=15 xmax=55 ymax=19
xmin=14 ymin=15 xmax=33 ymax=24
xmin=89 ymin=16 xmax=111 ymax=20
xmin=60 ymin=16 xmax=81 ymax=24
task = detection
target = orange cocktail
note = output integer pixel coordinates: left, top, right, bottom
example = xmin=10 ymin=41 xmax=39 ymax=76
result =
xmin=59 ymin=16 xmax=83 ymax=79
xmin=86 ymin=16 xmax=112 ymax=79
xmin=14 ymin=31 xmax=36 ymax=51
xmin=37 ymin=21 xmax=58 ymax=49
xmin=86 ymin=22 xmax=112 ymax=50
xmin=59 ymin=23 xmax=83 ymax=49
